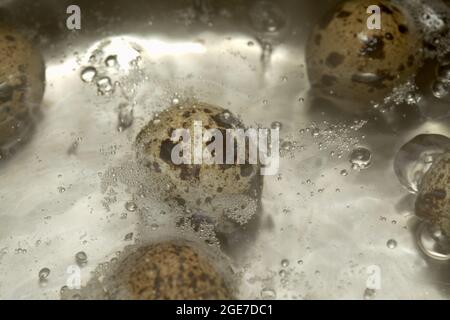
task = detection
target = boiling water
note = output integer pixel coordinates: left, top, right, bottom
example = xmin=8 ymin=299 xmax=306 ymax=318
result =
xmin=0 ymin=0 xmax=450 ymax=299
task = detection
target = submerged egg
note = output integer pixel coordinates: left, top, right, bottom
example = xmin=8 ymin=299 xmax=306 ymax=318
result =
xmin=306 ymin=0 xmax=423 ymax=110
xmin=415 ymin=152 xmax=450 ymax=237
xmin=135 ymin=101 xmax=262 ymax=231
xmin=0 ymin=23 xmax=45 ymax=157
xmin=108 ymin=242 xmax=232 ymax=300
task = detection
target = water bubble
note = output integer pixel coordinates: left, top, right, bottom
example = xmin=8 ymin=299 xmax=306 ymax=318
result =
xmin=96 ymin=77 xmax=114 ymax=95
xmin=340 ymin=169 xmax=348 ymax=177
xmin=281 ymin=259 xmax=289 ymax=268
xmin=249 ymin=1 xmax=286 ymax=33
xmin=38 ymin=267 xmax=50 ymax=280
xmin=271 ymin=121 xmax=282 ymax=130
xmin=394 ymin=134 xmax=450 ymax=194
xmin=386 ymin=239 xmax=397 ymax=249
xmin=80 ymin=67 xmax=97 ymax=83
xmin=349 ymin=147 xmax=372 ymax=170
xmin=431 ymin=80 xmax=449 ymax=99
xmin=105 ymin=55 xmax=118 ymax=67
xmin=311 ymin=127 xmax=320 ymax=137
xmin=117 ymin=103 xmax=134 ymax=132
xmin=297 ymin=259 xmax=303 ymax=265
xmin=125 ymin=201 xmax=137 ymax=212
xmin=75 ymin=251 xmax=88 ymax=266
xmin=279 ymin=270 xmax=287 ymax=277
xmin=260 ymin=287 xmax=276 ymax=300
xmin=416 ymin=223 xmax=450 ymax=261
xmin=58 ymin=186 xmax=66 ymax=193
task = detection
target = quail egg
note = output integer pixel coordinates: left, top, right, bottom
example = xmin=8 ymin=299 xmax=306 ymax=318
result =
xmin=100 ymin=242 xmax=232 ymax=300
xmin=0 ymin=23 xmax=45 ymax=157
xmin=306 ymin=0 xmax=423 ymax=109
xmin=415 ymin=152 xmax=450 ymax=237
xmin=135 ymin=101 xmax=262 ymax=232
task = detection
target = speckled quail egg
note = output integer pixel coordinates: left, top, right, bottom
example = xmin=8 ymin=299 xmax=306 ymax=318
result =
xmin=306 ymin=0 xmax=423 ymax=109
xmin=135 ymin=101 xmax=262 ymax=231
xmin=0 ymin=23 xmax=45 ymax=157
xmin=104 ymin=242 xmax=233 ymax=300
xmin=415 ymin=152 xmax=450 ymax=237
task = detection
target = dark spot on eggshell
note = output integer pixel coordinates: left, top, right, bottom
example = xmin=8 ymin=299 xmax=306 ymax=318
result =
xmin=379 ymin=4 xmax=394 ymax=14
xmin=325 ymin=52 xmax=345 ymax=68
xmin=398 ymin=24 xmax=408 ymax=34
xmin=160 ymin=139 xmax=177 ymax=164
xmin=336 ymin=10 xmax=351 ymax=18
xmin=179 ymin=164 xmax=201 ymax=181
xmin=321 ymin=74 xmax=337 ymax=86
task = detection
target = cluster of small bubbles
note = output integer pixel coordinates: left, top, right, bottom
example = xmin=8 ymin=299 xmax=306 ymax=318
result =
xmin=80 ymin=67 xmax=97 ymax=83
xmin=260 ymin=287 xmax=277 ymax=300
xmin=117 ymin=103 xmax=134 ymax=132
xmin=349 ymin=147 xmax=372 ymax=170
xmin=393 ymin=134 xmax=450 ymax=194
xmin=125 ymin=201 xmax=137 ymax=212
xmin=96 ymin=76 xmax=114 ymax=95
xmin=386 ymin=239 xmax=397 ymax=249
xmin=105 ymin=55 xmax=118 ymax=68
xmin=382 ymin=80 xmax=420 ymax=107
xmin=38 ymin=267 xmax=50 ymax=281
xmin=271 ymin=121 xmax=282 ymax=130
xmin=75 ymin=251 xmax=88 ymax=266
xmin=249 ymin=1 xmax=286 ymax=34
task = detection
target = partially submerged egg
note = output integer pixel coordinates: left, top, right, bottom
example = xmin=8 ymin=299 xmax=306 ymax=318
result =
xmin=105 ymin=242 xmax=233 ymax=300
xmin=306 ymin=0 xmax=423 ymax=109
xmin=415 ymin=152 xmax=450 ymax=237
xmin=135 ymin=101 xmax=262 ymax=232
xmin=0 ymin=23 xmax=45 ymax=157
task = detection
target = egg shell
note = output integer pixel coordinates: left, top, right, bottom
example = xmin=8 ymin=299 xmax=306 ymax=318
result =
xmin=0 ymin=23 xmax=45 ymax=154
xmin=135 ymin=101 xmax=262 ymax=228
xmin=306 ymin=0 xmax=423 ymax=109
xmin=415 ymin=152 xmax=450 ymax=237
xmin=111 ymin=242 xmax=233 ymax=300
